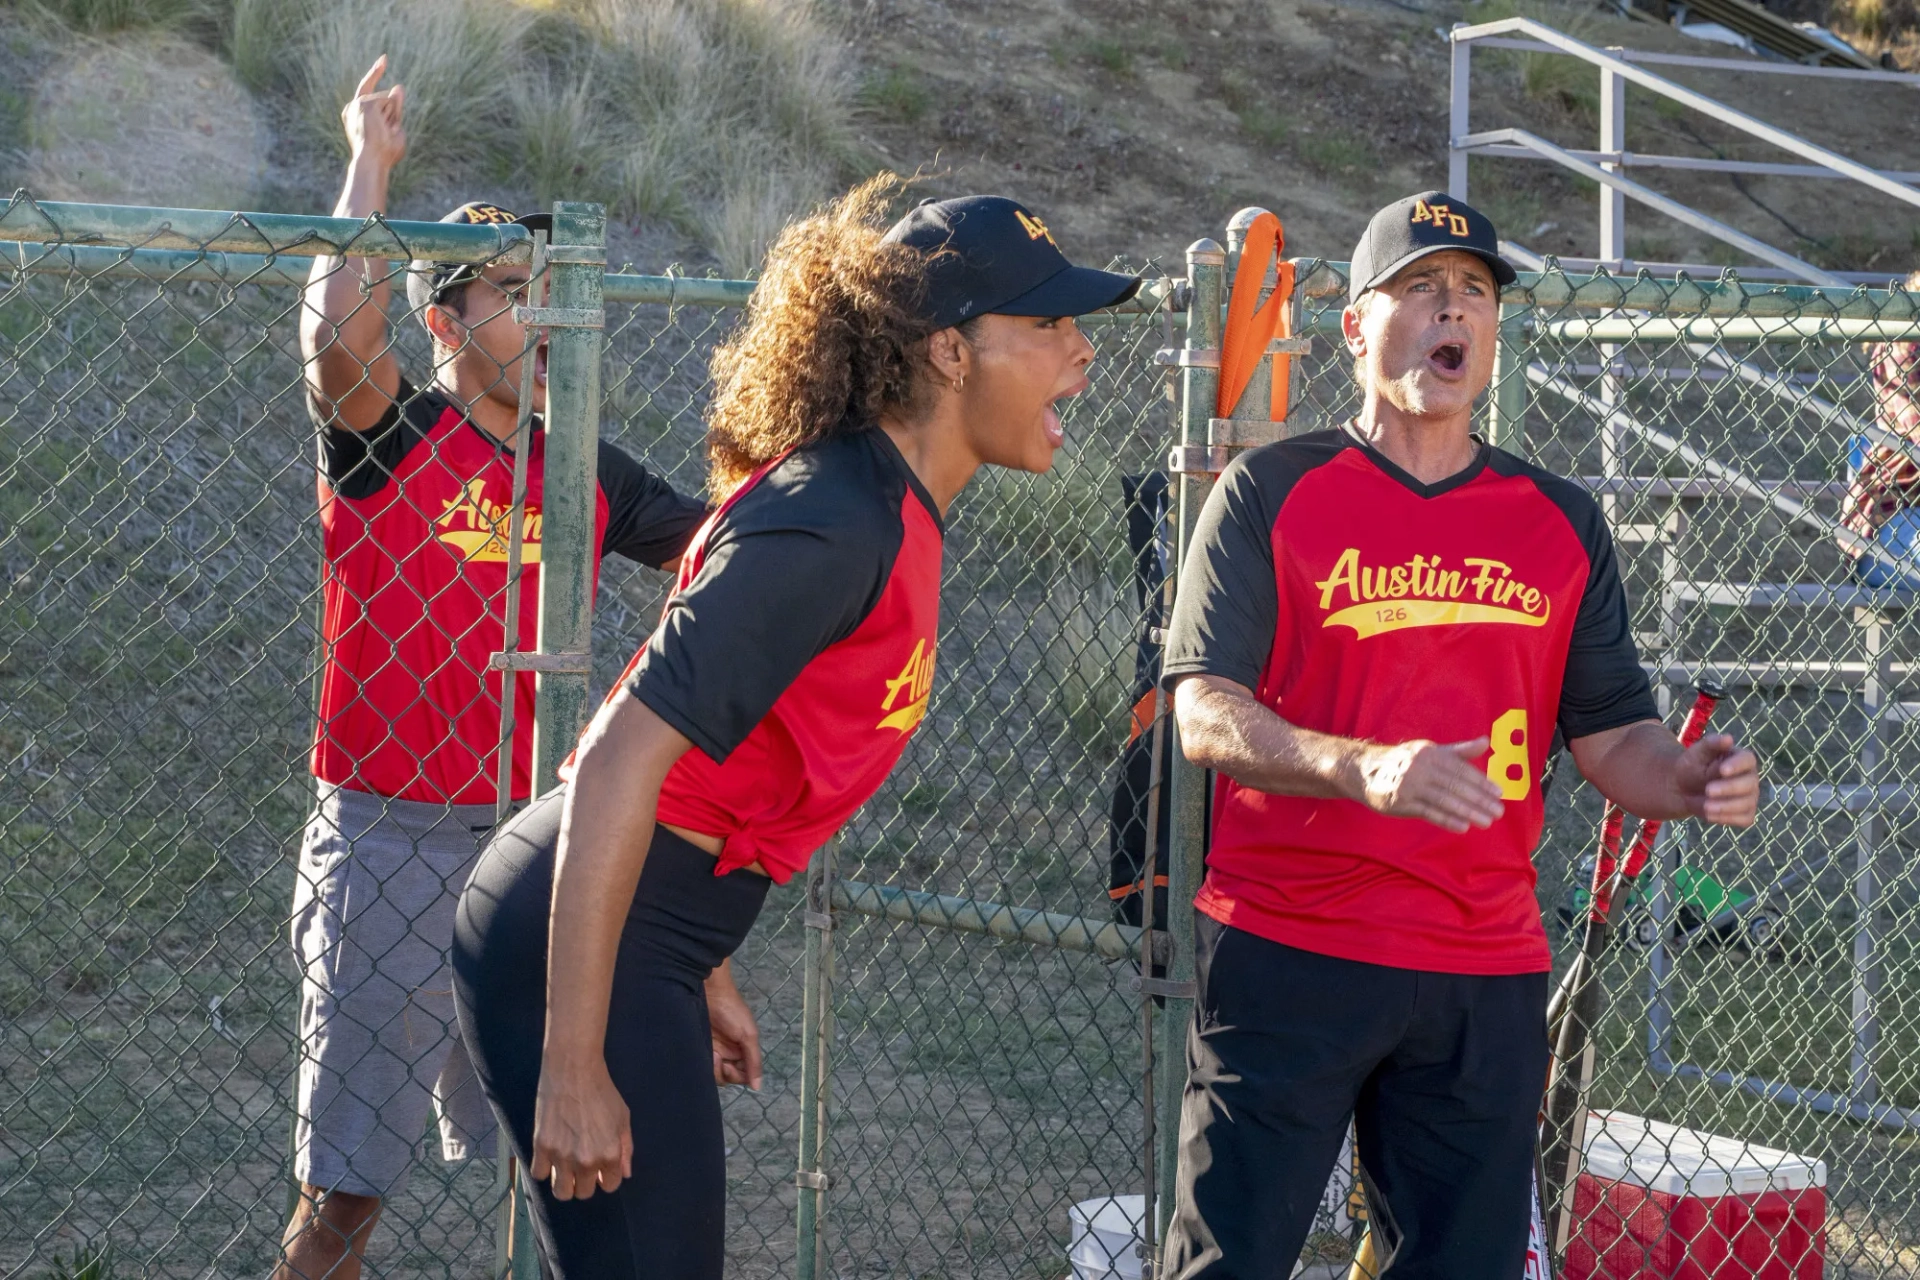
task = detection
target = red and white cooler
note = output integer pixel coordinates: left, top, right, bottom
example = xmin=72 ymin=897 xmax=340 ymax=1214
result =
xmin=1565 ymin=1110 xmax=1827 ymax=1280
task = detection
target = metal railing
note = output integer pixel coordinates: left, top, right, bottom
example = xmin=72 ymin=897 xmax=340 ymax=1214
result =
xmin=1449 ymin=16 xmax=1920 ymax=287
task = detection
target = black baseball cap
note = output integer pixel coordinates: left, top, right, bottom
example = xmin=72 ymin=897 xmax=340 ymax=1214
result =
xmin=1348 ymin=191 xmax=1516 ymax=303
xmin=882 ymin=195 xmax=1141 ymax=330
xmin=406 ymin=201 xmax=550 ymax=312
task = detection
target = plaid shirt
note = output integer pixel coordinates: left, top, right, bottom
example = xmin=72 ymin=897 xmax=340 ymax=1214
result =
xmin=1843 ymin=341 xmax=1920 ymax=553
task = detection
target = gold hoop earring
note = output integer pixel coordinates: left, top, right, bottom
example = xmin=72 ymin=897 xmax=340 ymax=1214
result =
xmin=952 ymin=375 xmax=965 ymax=392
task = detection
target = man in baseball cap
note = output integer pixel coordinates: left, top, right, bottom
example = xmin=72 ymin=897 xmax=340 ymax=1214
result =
xmin=277 ymin=56 xmax=705 ymax=1280
xmin=1346 ymin=188 xmax=1517 ymax=302
xmin=404 ymin=199 xmax=550 ymax=314
xmin=1157 ymin=192 xmax=1758 ymax=1278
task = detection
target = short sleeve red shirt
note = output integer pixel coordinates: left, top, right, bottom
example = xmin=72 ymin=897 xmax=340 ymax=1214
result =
xmin=1161 ymin=428 xmax=1656 ymax=975
xmin=311 ymin=380 xmax=705 ymax=805
xmin=571 ymin=426 xmax=945 ymax=884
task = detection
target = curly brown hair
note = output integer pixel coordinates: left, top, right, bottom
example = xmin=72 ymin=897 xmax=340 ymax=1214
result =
xmin=704 ymin=174 xmax=947 ymax=496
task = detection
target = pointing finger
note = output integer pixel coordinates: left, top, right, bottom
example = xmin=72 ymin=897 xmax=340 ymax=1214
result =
xmin=1443 ymin=736 xmax=1493 ymax=759
xmin=354 ymin=55 xmax=388 ymax=99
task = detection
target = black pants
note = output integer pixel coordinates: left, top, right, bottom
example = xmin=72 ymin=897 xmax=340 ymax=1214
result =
xmin=451 ymin=789 xmax=771 ymax=1280
xmin=1164 ymin=917 xmax=1548 ymax=1280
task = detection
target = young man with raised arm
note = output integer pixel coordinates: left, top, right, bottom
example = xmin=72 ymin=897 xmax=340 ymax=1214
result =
xmin=1158 ymin=192 xmax=1760 ymax=1279
xmin=274 ymin=58 xmax=706 ymax=1280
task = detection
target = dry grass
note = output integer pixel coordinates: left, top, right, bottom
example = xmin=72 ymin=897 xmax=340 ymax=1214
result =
xmin=16 ymin=0 xmax=218 ymax=35
xmin=290 ymin=0 xmax=531 ymax=183
xmin=18 ymin=0 xmax=860 ymax=270
xmin=574 ymin=0 xmax=857 ymax=274
xmin=508 ymin=62 xmax=625 ymax=210
xmin=262 ymin=0 xmax=862 ymax=271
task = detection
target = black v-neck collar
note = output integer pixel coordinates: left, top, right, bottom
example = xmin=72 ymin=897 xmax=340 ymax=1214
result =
xmin=870 ymin=424 xmax=947 ymax=535
xmin=1340 ymin=420 xmax=1490 ymax=500
xmin=479 ymin=415 xmax=545 ymax=458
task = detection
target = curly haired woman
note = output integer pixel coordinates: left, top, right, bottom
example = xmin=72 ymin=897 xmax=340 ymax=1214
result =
xmin=450 ymin=177 xmax=1139 ymax=1279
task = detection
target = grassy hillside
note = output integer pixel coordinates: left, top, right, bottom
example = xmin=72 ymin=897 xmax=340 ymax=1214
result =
xmin=2 ymin=0 xmax=1917 ymax=274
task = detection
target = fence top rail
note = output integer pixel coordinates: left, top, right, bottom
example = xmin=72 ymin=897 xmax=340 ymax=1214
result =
xmin=1293 ymin=258 xmax=1920 ymax=320
xmin=0 ymin=194 xmax=535 ymax=265
xmin=0 ymin=234 xmax=1188 ymax=317
xmin=10 ymin=232 xmax=1919 ymax=325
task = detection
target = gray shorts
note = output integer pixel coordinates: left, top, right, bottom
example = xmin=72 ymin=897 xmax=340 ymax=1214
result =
xmin=290 ymin=786 xmax=500 ymax=1198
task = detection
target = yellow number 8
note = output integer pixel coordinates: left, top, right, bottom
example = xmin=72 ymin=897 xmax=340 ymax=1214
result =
xmin=1487 ymin=708 xmax=1530 ymax=801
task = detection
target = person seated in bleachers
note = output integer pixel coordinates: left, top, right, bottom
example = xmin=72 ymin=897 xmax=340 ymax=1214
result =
xmin=1842 ymin=267 xmax=1920 ymax=588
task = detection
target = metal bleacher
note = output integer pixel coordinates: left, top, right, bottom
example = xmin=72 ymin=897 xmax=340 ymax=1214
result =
xmin=1449 ymin=18 xmax=1920 ymax=1128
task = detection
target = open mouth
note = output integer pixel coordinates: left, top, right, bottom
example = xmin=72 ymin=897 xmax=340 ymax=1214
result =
xmin=1043 ymin=399 xmax=1066 ymax=448
xmin=1044 ymin=377 xmax=1091 ymax=449
xmin=534 ymin=344 xmax=549 ymax=389
xmin=1428 ymin=342 xmax=1467 ymax=375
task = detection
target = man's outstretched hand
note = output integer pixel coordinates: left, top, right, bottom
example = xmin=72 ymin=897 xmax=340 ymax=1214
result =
xmin=342 ymin=56 xmax=406 ymax=172
xmin=1353 ymin=736 xmax=1506 ymax=834
xmin=1673 ymin=732 xmax=1760 ymax=827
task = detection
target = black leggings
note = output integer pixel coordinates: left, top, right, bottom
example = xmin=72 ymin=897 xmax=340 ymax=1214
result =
xmin=451 ymin=788 xmax=770 ymax=1280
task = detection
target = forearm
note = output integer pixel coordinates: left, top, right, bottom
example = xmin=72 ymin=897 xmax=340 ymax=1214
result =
xmin=543 ymin=774 xmax=657 ymax=1069
xmin=543 ymin=695 xmax=686 ymax=1070
xmin=301 ymin=156 xmax=393 ymax=385
xmin=1574 ymin=719 xmax=1692 ymax=819
xmin=1174 ymin=676 xmax=1364 ymax=800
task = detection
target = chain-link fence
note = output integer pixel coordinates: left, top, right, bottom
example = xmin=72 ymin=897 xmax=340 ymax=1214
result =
xmin=4 ymin=191 xmax=1919 ymax=1280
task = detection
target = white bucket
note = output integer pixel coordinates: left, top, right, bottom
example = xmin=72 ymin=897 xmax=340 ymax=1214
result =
xmin=1068 ymin=1195 xmax=1152 ymax=1280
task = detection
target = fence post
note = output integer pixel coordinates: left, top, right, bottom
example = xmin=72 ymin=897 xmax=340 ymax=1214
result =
xmin=514 ymin=201 xmax=605 ymax=1280
xmin=796 ymin=841 xmax=838 ymax=1280
xmin=1154 ymin=236 xmax=1226 ymax=1252
xmin=1486 ymin=305 xmax=1528 ymax=452
xmin=529 ymin=201 xmax=607 ymax=784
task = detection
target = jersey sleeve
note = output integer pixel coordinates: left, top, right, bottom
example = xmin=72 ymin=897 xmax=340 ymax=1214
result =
xmin=1160 ymin=448 xmax=1286 ymax=692
xmin=1547 ymin=481 xmax=1660 ymax=739
xmin=312 ymin=376 xmax=441 ymax=501
xmin=625 ymin=505 xmax=892 ymax=762
xmin=595 ymin=440 xmax=709 ymax=568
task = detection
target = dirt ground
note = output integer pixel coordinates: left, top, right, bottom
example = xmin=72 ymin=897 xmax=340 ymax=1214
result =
xmin=847 ymin=0 xmax=1920 ymax=274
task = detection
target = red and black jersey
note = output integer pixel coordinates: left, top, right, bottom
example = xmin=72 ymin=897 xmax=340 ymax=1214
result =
xmin=580 ymin=426 xmax=945 ymax=884
xmin=1162 ymin=427 xmax=1656 ymax=975
xmin=312 ymin=378 xmax=706 ymax=805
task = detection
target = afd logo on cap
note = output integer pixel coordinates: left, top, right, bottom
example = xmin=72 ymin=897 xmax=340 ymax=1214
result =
xmin=455 ymin=202 xmax=519 ymax=225
xmin=1015 ymin=210 xmax=1058 ymax=248
xmin=1410 ymin=198 xmax=1470 ymax=239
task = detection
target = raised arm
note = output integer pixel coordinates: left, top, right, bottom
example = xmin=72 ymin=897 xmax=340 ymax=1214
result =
xmin=300 ymin=57 xmax=407 ymax=434
xmin=535 ymin=688 xmax=694 ymax=1202
xmin=1173 ymin=674 xmax=1505 ymax=834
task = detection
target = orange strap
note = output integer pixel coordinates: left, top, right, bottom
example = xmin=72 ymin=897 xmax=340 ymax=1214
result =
xmin=1215 ymin=211 xmax=1295 ymax=423
xmin=1124 ymin=690 xmax=1158 ymax=747
xmin=1109 ymin=875 xmax=1171 ymax=901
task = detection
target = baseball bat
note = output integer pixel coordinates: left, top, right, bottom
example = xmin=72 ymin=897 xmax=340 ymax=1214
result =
xmin=1539 ymin=680 xmax=1723 ymax=1259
